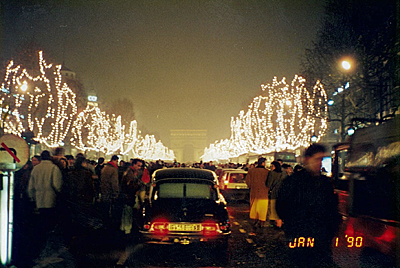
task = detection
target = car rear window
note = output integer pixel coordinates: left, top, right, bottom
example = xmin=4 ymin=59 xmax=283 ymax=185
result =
xmin=229 ymin=173 xmax=246 ymax=183
xmin=157 ymin=182 xmax=216 ymax=199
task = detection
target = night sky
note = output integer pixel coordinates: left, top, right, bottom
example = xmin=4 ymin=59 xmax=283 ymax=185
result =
xmin=1 ymin=0 xmax=325 ymax=147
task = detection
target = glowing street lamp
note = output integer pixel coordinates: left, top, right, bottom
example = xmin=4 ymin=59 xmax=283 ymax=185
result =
xmin=338 ymin=57 xmax=355 ymax=73
xmin=347 ymin=127 xmax=355 ymax=136
xmin=341 ymin=60 xmax=351 ymax=70
xmin=338 ymin=58 xmax=354 ymax=141
xmin=311 ymin=135 xmax=318 ymax=143
xmin=20 ymin=81 xmax=28 ymax=92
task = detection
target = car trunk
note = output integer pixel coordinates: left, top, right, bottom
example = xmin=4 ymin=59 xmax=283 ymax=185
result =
xmin=149 ymin=198 xmax=221 ymax=223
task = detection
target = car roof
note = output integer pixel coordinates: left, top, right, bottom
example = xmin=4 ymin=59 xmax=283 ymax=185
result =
xmin=152 ymin=168 xmax=217 ymax=182
xmin=225 ymin=169 xmax=247 ymax=174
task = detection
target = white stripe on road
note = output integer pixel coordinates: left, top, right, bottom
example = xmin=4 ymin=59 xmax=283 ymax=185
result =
xmin=233 ymin=221 xmax=240 ymax=226
xmin=239 ymin=228 xmax=246 ymax=233
xmin=256 ymin=252 xmax=266 ymax=258
xmin=246 ymin=238 xmax=254 ymax=244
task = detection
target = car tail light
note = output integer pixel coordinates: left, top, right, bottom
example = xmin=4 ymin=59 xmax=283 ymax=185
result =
xmin=150 ymin=219 xmax=169 ymax=234
xmin=219 ymin=221 xmax=230 ymax=231
xmin=223 ymin=174 xmax=229 ymax=188
xmin=202 ymin=221 xmax=219 ymax=236
xmin=143 ymin=223 xmax=151 ymax=230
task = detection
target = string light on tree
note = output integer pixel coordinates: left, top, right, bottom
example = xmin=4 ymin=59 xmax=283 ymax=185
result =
xmin=70 ymin=104 xmax=112 ymax=153
xmin=1 ymin=51 xmax=175 ymax=160
xmin=202 ymin=75 xmax=328 ymax=161
xmin=104 ymin=113 xmax=125 ymax=154
xmin=71 ymin=104 xmax=175 ymax=160
xmin=121 ymin=120 xmax=139 ymax=155
xmin=135 ymin=134 xmax=175 ymax=161
xmin=0 ymin=51 xmax=77 ymax=147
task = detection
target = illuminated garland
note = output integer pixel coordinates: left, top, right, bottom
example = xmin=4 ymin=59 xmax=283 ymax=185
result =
xmin=1 ymin=51 xmax=77 ymax=147
xmin=202 ymin=75 xmax=328 ymax=162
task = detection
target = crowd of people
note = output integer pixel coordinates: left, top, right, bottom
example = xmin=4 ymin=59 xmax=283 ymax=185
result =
xmin=11 ymin=148 xmax=166 ymax=267
xmin=10 ymin=144 xmax=340 ymax=267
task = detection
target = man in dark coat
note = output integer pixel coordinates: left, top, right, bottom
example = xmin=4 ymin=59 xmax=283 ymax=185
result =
xmin=100 ymin=155 xmax=119 ymax=228
xmin=276 ymin=144 xmax=340 ymax=267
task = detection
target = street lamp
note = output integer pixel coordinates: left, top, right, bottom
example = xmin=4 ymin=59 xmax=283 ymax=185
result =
xmin=347 ymin=127 xmax=355 ymax=136
xmin=338 ymin=58 xmax=355 ymax=73
xmin=341 ymin=60 xmax=351 ymax=70
xmin=20 ymin=81 xmax=28 ymax=92
xmin=311 ymin=134 xmax=318 ymax=143
xmin=337 ymin=58 xmax=355 ymax=141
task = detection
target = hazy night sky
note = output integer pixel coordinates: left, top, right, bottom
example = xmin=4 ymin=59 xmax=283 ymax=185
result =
xmin=1 ymin=0 xmax=325 ymax=147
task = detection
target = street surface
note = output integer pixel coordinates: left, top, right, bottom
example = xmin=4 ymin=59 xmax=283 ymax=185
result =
xmin=68 ymin=201 xmax=380 ymax=268
xmin=72 ymin=200 xmax=290 ymax=267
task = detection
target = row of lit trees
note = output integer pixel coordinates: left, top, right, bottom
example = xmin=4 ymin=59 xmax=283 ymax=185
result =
xmin=0 ymin=51 xmax=175 ymax=161
xmin=201 ymin=75 xmax=328 ymax=162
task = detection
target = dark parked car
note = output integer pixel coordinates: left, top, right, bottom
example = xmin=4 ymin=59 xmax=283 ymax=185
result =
xmin=139 ymin=168 xmax=231 ymax=251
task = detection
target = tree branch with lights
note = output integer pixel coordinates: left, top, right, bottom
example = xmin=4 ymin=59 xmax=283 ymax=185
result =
xmin=202 ymin=75 xmax=328 ymax=162
xmin=1 ymin=51 xmax=175 ymax=161
xmin=1 ymin=51 xmax=77 ymax=147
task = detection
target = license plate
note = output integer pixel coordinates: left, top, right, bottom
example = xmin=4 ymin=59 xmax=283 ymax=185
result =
xmin=168 ymin=223 xmax=201 ymax=232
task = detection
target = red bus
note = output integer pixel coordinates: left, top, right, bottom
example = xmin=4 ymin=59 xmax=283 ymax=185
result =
xmin=331 ymin=117 xmax=400 ymax=267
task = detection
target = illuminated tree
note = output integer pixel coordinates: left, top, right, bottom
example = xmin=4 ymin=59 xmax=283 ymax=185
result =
xmin=70 ymin=104 xmax=110 ymax=152
xmin=0 ymin=51 xmax=77 ymax=147
xmin=1 ymin=51 xmax=174 ymax=160
xmin=71 ymin=104 xmax=175 ymax=160
xmin=202 ymin=75 xmax=328 ymax=161
xmin=104 ymin=113 xmax=125 ymax=154
xmin=201 ymin=139 xmax=234 ymax=162
xmin=121 ymin=120 xmax=139 ymax=155
xmin=70 ymin=104 xmax=126 ymax=155
xmin=127 ymin=127 xmax=174 ymax=161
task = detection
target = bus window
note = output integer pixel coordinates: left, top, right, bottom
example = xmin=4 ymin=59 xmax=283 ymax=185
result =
xmin=352 ymin=155 xmax=400 ymax=221
xmin=338 ymin=150 xmax=348 ymax=175
xmin=346 ymin=144 xmax=376 ymax=168
xmin=332 ymin=147 xmax=349 ymax=191
xmin=321 ymin=156 xmax=332 ymax=176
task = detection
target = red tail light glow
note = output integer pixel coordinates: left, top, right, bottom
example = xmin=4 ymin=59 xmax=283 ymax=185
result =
xmin=150 ymin=219 xmax=170 ymax=235
xmin=202 ymin=221 xmax=219 ymax=236
xmin=219 ymin=221 xmax=230 ymax=231
xmin=376 ymin=228 xmax=396 ymax=243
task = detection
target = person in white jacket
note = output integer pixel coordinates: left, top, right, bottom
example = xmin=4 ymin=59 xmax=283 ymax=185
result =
xmin=28 ymin=150 xmax=63 ymax=209
xmin=28 ymin=150 xmax=63 ymax=255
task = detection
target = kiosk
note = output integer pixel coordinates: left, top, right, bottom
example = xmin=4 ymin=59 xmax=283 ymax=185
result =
xmin=0 ymin=134 xmax=29 ymax=266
